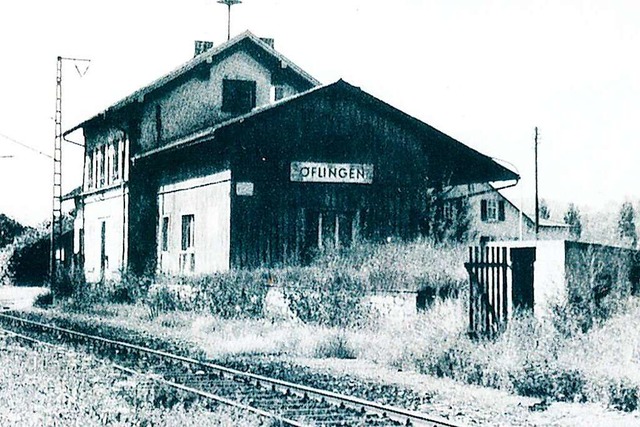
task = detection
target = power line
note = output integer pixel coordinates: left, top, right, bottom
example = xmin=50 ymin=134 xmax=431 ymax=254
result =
xmin=0 ymin=131 xmax=53 ymax=159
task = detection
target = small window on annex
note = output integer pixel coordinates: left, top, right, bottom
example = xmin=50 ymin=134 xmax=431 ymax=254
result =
xmin=222 ymin=79 xmax=256 ymax=113
xmin=181 ymin=214 xmax=195 ymax=251
xmin=161 ymin=217 xmax=170 ymax=252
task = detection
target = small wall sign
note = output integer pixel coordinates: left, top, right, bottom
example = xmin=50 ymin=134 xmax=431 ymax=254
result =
xmin=236 ymin=182 xmax=254 ymax=196
xmin=290 ymin=161 xmax=374 ymax=184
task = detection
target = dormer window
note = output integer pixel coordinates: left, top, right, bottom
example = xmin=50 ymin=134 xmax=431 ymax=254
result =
xmin=222 ymin=79 xmax=256 ymax=113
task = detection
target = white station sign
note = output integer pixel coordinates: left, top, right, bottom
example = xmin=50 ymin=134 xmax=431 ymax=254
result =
xmin=290 ymin=161 xmax=374 ymax=184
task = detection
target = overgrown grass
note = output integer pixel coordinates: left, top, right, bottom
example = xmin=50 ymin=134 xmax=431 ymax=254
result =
xmin=41 ymin=238 xmax=640 ymax=412
xmin=348 ymin=296 xmax=640 ymax=411
xmin=63 ymin=239 xmax=465 ymax=328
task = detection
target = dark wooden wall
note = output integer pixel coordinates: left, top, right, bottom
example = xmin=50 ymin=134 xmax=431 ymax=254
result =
xmin=222 ymin=85 xmax=437 ymax=268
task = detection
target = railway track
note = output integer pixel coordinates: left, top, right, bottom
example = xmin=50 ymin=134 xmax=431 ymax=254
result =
xmin=0 ymin=312 xmax=464 ymax=427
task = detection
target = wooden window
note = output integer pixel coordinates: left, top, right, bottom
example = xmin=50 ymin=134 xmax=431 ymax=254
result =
xmin=315 ymin=211 xmax=356 ymax=250
xmin=112 ymin=139 xmax=120 ymax=181
xmin=180 ymin=214 xmax=195 ymax=274
xmin=121 ymin=138 xmax=127 ymax=181
xmin=222 ymin=79 xmax=256 ymax=113
xmin=98 ymin=146 xmax=106 ymax=187
xmin=161 ymin=217 xmax=169 ymax=252
xmin=181 ymin=214 xmax=195 ymax=251
xmin=86 ymin=153 xmax=93 ymax=189
xmin=482 ymin=199 xmax=505 ymax=222
xmin=106 ymin=144 xmax=113 ymax=185
xmin=271 ymin=85 xmax=286 ymax=102
xmin=443 ymin=201 xmax=455 ymax=221
xmin=93 ymin=148 xmax=99 ymax=188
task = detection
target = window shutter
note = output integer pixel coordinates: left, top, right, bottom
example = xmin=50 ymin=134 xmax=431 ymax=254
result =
xmin=498 ymin=201 xmax=505 ymax=221
xmin=481 ymin=200 xmax=488 ymax=221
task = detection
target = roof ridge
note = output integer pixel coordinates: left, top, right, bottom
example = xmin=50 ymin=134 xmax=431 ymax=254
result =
xmin=64 ymin=30 xmax=319 ymax=136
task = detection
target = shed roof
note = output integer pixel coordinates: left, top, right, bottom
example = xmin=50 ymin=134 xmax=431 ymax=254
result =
xmin=61 ymin=186 xmax=82 ymax=202
xmin=64 ymin=31 xmax=320 ymax=136
xmin=134 ymin=79 xmax=519 ymax=185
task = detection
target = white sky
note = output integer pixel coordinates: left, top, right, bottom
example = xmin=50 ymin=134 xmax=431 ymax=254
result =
xmin=1 ymin=0 xmax=639 ymax=226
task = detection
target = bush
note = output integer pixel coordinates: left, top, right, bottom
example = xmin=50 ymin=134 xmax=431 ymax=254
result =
xmin=314 ymin=332 xmax=357 ymax=359
xmin=609 ymin=379 xmax=639 ymax=412
xmin=185 ymin=271 xmax=268 ymax=319
xmin=281 ymin=269 xmax=371 ymax=327
xmin=33 ymin=291 xmax=53 ymax=308
xmin=512 ymin=361 xmax=586 ymax=402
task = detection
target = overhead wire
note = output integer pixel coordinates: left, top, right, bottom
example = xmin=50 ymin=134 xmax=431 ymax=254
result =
xmin=0 ymin=131 xmax=53 ymax=159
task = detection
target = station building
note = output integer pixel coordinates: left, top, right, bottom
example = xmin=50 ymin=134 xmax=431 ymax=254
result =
xmin=64 ymin=31 xmax=518 ymax=283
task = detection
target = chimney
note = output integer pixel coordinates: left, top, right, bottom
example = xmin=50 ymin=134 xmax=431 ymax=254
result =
xmin=194 ymin=40 xmax=214 ymax=57
xmin=259 ymin=38 xmax=275 ymax=49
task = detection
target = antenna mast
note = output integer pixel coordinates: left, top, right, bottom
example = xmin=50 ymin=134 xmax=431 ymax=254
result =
xmin=217 ymin=0 xmax=242 ymax=41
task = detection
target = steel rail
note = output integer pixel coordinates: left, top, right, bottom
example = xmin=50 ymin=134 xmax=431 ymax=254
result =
xmin=0 ymin=325 xmax=305 ymax=427
xmin=0 ymin=312 xmax=464 ymax=427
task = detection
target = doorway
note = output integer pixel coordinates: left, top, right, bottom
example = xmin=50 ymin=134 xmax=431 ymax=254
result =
xmin=510 ymin=247 xmax=536 ymax=312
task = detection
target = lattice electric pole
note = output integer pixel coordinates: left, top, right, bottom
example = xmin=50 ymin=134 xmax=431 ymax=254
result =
xmin=50 ymin=56 xmax=90 ymax=290
xmin=534 ymin=127 xmax=539 ymax=239
xmin=217 ymin=0 xmax=242 ymax=41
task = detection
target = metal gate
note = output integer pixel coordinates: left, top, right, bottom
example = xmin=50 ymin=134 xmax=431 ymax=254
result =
xmin=465 ymin=245 xmax=536 ymax=337
xmin=465 ymin=246 xmax=509 ymax=337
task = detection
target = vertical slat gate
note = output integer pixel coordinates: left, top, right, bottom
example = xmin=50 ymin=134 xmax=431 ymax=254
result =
xmin=465 ymin=245 xmax=510 ymax=337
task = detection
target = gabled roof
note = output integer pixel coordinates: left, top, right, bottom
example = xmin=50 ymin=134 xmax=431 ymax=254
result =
xmin=493 ymin=186 xmax=571 ymax=228
xmin=443 ymin=182 xmax=571 ymax=228
xmin=133 ymin=79 xmax=519 ymax=185
xmin=64 ymin=30 xmax=320 ymax=136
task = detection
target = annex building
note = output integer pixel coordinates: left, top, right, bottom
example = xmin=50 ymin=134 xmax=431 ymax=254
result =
xmin=443 ymin=183 xmax=572 ymax=243
xmin=64 ymin=31 xmax=518 ymax=283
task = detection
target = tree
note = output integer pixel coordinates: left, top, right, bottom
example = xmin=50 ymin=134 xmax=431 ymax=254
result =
xmin=617 ymin=201 xmax=638 ymax=248
xmin=423 ymin=184 xmax=472 ymax=244
xmin=0 ymin=214 xmax=27 ymax=248
xmin=539 ymin=199 xmax=551 ymax=220
xmin=564 ymin=203 xmax=582 ymax=240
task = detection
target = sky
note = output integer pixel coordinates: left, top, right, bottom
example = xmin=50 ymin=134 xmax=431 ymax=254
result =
xmin=0 ymin=0 xmax=639 ymax=226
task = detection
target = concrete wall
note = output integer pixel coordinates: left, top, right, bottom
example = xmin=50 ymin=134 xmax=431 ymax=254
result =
xmin=564 ymin=241 xmax=640 ymax=317
xmin=532 ymin=240 xmax=567 ymax=317
xmin=157 ymin=170 xmax=231 ymax=275
xmin=487 ymin=240 xmax=640 ymax=320
xmin=487 ymin=240 xmax=566 ymax=318
xmin=83 ymin=187 xmax=127 ymax=283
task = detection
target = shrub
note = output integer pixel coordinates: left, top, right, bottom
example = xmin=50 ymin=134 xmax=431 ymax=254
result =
xmin=33 ymin=290 xmax=54 ymax=308
xmin=609 ymin=379 xmax=640 ymax=412
xmin=512 ymin=362 xmax=586 ymax=402
xmin=314 ymin=332 xmax=357 ymax=359
xmin=281 ymin=269 xmax=371 ymax=328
